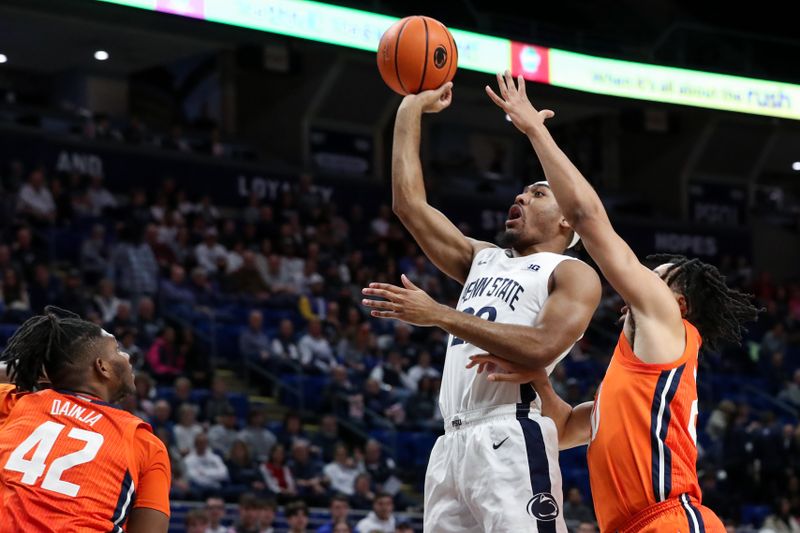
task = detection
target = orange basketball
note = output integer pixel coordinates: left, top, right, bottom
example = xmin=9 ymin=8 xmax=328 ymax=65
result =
xmin=377 ymin=16 xmax=458 ymax=96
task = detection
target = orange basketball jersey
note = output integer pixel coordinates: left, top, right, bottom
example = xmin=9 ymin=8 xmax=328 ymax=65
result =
xmin=0 ymin=384 xmax=170 ymax=532
xmin=587 ymin=321 xmax=704 ymax=533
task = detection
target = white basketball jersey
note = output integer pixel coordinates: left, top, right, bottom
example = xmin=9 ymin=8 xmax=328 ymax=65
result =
xmin=438 ymin=247 xmax=581 ymax=420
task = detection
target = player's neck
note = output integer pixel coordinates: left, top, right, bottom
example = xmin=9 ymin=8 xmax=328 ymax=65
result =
xmin=513 ymin=240 xmax=566 ymax=256
xmin=63 ymin=382 xmax=113 ymax=403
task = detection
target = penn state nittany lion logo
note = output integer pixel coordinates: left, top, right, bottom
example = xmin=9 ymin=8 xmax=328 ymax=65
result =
xmin=527 ymin=493 xmax=560 ymax=521
xmin=433 ymin=46 xmax=447 ymax=68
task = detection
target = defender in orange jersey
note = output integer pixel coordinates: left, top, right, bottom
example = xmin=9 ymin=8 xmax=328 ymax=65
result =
xmin=468 ymin=72 xmax=760 ymax=532
xmin=0 ymin=307 xmax=170 ymax=533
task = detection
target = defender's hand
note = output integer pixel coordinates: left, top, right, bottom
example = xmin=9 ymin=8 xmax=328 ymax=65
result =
xmin=467 ymin=353 xmax=549 ymax=385
xmin=486 ymin=70 xmax=554 ymax=135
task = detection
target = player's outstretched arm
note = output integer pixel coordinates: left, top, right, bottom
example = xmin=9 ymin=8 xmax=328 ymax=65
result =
xmin=487 ymin=72 xmax=684 ymax=362
xmin=393 ymin=83 xmax=493 ymax=284
xmin=467 ymin=354 xmax=592 ymax=450
xmin=363 ymin=260 xmax=600 ymax=369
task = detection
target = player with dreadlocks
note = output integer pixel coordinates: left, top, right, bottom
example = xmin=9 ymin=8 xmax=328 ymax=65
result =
xmin=467 ymin=72 xmax=759 ymax=533
xmin=0 ymin=306 xmax=170 ymax=533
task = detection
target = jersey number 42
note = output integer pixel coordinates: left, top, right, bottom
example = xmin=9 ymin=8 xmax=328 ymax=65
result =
xmin=3 ymin=421 xmax=104 ymax=497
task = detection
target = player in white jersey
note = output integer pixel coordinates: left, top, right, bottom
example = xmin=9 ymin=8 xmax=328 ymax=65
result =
xmin=361 ymin=82 xmax=601 ymax=532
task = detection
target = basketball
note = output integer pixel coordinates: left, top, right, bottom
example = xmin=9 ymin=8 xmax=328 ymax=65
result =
xmin=377 ymin=16 xmax=458 ymax=96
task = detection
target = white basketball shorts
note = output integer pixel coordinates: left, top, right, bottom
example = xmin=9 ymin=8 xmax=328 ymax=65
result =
xmin=423 ymin=403 xmax=567 ymax=533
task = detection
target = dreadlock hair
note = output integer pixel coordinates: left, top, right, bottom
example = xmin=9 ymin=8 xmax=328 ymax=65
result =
xmin=0 ymin=306 xmax=104 ymax=392
xmin=646 ymin=254 xmax=761 ymax=351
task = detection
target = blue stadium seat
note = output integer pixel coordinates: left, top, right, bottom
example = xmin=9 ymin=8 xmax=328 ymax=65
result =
xmin=741 ymin=504 xmax=771 ymax=527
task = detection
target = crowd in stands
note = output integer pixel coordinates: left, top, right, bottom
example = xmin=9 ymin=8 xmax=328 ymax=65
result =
xmin=1 ymin=149 xmax=800 ymax=532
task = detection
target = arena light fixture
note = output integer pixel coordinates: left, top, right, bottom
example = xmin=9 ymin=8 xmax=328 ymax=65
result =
xmin=95 ymin=0 xmax=800 ymax=120
xmin=0 ymin=53 xmax=7 ymax=64
xmin=792 ymin=161 xmax=800 ymax=171
xmin=94 ymin=50 xmax=109 ymax=61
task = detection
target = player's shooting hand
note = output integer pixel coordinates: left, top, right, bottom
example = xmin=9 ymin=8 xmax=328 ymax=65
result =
xmin=362 ymin=274 xmax=443 ymax=326
xmin=485 ymin=70 xmax=554 ymax=135
xmin=466 ymin=354 xmax=549 ymax=385
xmin=400 ymin=82 xmax=453 ymax=114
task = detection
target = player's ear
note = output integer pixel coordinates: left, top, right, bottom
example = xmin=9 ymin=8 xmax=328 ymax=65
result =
xmin=94 ymin=357 xmax=113 ymax=380
xmin=559 ymin=216 xmax=572 ymax=230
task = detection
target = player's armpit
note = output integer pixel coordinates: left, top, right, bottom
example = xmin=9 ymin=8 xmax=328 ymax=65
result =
xmin=132 ymin=426 xmax=171 ymax=517
xmin=126 ymin=508 xmax=169 ymax=533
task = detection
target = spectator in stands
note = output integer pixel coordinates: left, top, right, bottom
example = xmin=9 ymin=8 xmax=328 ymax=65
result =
xmin=162 ymin=124 xmax=191 ymax=152
xmin=370 ymin=205 xmax=391 ymax=239
xmin=322 ymin=366 xmax=356 ymax=415
xmin=349 ymin=473 xmax=374 ymax=511
xmin=17 ymin=167 xmax=55 ymax=224
xmin=105 ymin=299 xmax=134 ymax=336
xmin=404 ymin=376 xmax=440 ymax=431
xmin=289 ymin=439 xmax=328 ymax=506
xmin=576 ymin=523 xmax=598 ymax=533
xmin=206 ymin=375 xmax=234 ymax=423
xmin=406 ymin=350 xmax=440 ymax=391
xmin=185 ymin=508 xmax=210 ymax=533
xmin=258 ymin=253 xmax=296 ymax=296
xmin=395 ymin=522 xmax=413 ymax=533
xmin=170 ymin=376 xmax=195 ymax=416
xmin=229 ymin=493 xmax=264 ymax=533
xmin=260 ymin=443 xmax=297 ymax=502
xmin=161 ymin=263 xmax=196 ymax=310
xmin=144 ymin=222 xmax=177 ymax=269
xmin=56 ymin=269 xmax=90 ymax=316
xmin=185 ymin=433 xmax=229 ymax=497
xmin=86 ymin=175 xmax=117 ymax=215
xmin=761 ymin=497 xmax=800 ymax=532
xmin=196 ymin=227 xmax=228 ymax=274
xmin=226 ymin=439 xmax=267 ymax=497
xmin=563 ymin=487 xmax=595 ymax=525
xmin=338 ymin=322 xmax=374 ymax=378
xmin=324 ymin=444 xmax=362 ymax=496
xmin=355 ymin=493 xmax=396 ymax=533
xmin=285 ymin=501 xmax=310 ymax=533
xmin=227 ymin=250 xmax=270 ymax=299
xmin=205 ymin=496 xmax=228 ymax=533
xmin=369 ymin=351 xmax=414 ymax=398
xmin=316 ymin=494 xmax=355 ymax=533
xmin=361 ymin=440 xmax=402 ymax=499
xmin=1 ymin=267 xmax=30 ymax=321
xmin=92 ymin=278 xmax=122 ymax=323
xmin=111 ymin=224 xmax=158 ymax=299
xmin=312 ymin=414 xmax=341 ymax=463
xmin=135 ymin=296 xmax=162 ymax=347
xmin=134 ymin=372 xmax=156 ymax=416
xmin=150 ymin=399 xmax=174 ymax=435
xmin=298 ymin=272 xmax=328 ymax=321
xmin=270 ymin=319 xmax=301 ymax=370
xmin=26 ymin=263 xmax=60 ymax=314
xmin=209 ymin=405 xmax=240 ymax=457
xmin=181 ymin=327 xmax=212 ymax=388
xmin=363 ymin=379 xmax=403 ymax=428
xmin=80 ymin=224 xmax=110 ymax=285
xmin=779 ymin=369 xmax=800 ymax=408
xmin=237 ymin=409 xmax=277 ymax=462
xmin=278 ymin=412 xmax=309 ymax=450
xmin=11 ymin=226 xmax=44 ymax=280
xmin=239 ymin=310 xmax=271 ymax=364
xmin=147 ymin=326 xmax=185 ymax=383
xmin=120 ymin=328 xmax=144 ymax=371
xmin=298 ymin=318 xmax=336 ymax=374
xmin=174 ymin=403 xmax=204 ymax=456
xmin=258 ymin=498 xmax=278 ymax=533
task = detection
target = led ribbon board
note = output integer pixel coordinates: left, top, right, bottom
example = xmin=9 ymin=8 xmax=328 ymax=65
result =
xmin=97 ymin=0 xmax=800 ymax=120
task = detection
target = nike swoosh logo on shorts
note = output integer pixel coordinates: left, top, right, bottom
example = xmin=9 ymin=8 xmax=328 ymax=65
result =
xmin=492 ymin=437 xmax=509 ymax=450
